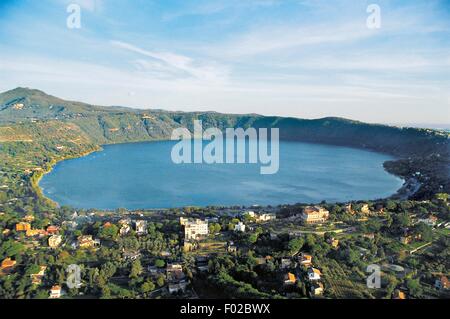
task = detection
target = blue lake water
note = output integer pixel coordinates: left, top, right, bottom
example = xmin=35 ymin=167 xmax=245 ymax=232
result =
xmin=39 ymin=140 xmax=404 ymax=209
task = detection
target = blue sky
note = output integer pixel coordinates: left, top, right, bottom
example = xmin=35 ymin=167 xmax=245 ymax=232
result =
xmin=0 ymin=0 xmax=449 ymax=124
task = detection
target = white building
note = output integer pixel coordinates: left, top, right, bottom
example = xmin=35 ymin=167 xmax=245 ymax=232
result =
xmin=257 ymin=213 xmax=276 ymax=222
xmin=135 ymin=220 xmax=147 ymax=235
xmin=119 ymin=224 xmax=131 ymax=236
xmin=183 ymin=219 xmax=209 ymax=240
xmin=234 ymin=222 xmax=246 ymax=232
xmin=49 ymin=285 xmax=62 ymax=299
xmin=308 ymin=267 xmax=322 ymax=281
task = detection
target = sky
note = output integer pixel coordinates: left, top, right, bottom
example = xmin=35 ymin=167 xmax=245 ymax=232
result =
xmin=0 ymin=0 xmax=449 ymax=125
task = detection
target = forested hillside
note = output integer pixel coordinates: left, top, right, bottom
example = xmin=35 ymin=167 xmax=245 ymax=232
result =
xmin=1 ymin=87 xmax=448 ymax=159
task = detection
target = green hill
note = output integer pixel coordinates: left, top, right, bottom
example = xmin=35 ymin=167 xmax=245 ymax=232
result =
xmin=0 ymin=87 xmax=448 ymax=158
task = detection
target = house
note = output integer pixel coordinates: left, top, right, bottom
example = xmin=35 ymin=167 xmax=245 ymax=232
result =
xmin=30 ymin=266 xmax=47 ymax=285
xmin=301 ymin=206 xmax=329 ymax=224
xmin=183 ymin=219 xmax=209 ymax=240
xmin=26 ymin=229 xmax=46 ymax=237
xmin=168 ymin=282 xmax=187 ymax=294
xmin=49 ymin=285 xmax=62 ymax=299
xmin=167 ymin=263 xmax=183 ymax=272
xmin=134 ymin=220 xmax=147 ymax=235
xmin=393 ymin=289 xmax=406 ymax=299
xmin=166 ymin=263 xmax=186 ymax=282
xmin=23 ymin=215 xmax=35 ymax=222
xmin=119 ymin=224 xmax=131 ymax=236
xmin=197 ymin=265 xmax=209 ymax=272
xmin=118 ymin=218 xmax=131 ymax=225
xmin=62 ymin=220 xmax=77 ymax=229
xmin=360 ymin=204 xmax=370 ymax=214
xmin=77 ymin=235 xmax=99 ymax=248
xmin=435 ymin=276 xmax=449 ymax=290
xmin=255 ymin=213 xmax=276 ymax=222
xmin=345 ymin=203 xmax=355 ymax=215
xmin=400 ymin=236 xmax=412 ymax=245
xmin=308 ymin=267 xmax=322 ymax=281
xmin=206 ymin=217 xmax=219 ymax=223
xmin=280 ymin=258 xmax=292 ymax=269
xmin=196 ymin=256 xmax=209 ymax=272
xmin=234 ymin=222 xmax=246 ymax=233
xmin=417 ymin=215 xmax=438 ymax=227
xmin=148 ymin=266 xmax=159 ymax=275
xmin=299 ymin=253 xmax=313 ymax=266
xmin=46 ymin=226 xmax=60 ymax=235
xmin=15 ymin=222 xmax=31 ymax=232
xmin=284 ymin=272 xmax=296 ymax=285
xmin=363 ymin=233 xmax=375 ymax=240
xmin=310 ymin=282 xmax=324 ymax=296
xmin=123 ymin=251 xmax=141 ymax=261
xmin=48 ymin=235 xmax=63 ymax=248
xmin=1 ymin=258 xmax=16 ymax=273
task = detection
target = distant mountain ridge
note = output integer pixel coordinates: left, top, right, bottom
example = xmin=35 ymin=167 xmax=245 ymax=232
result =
xmin=0 ymin=87 xmax=448 ymax=159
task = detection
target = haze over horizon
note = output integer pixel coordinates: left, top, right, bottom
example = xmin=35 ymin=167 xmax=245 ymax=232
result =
xmin=1 ymin=0 xmax=449 ymax=125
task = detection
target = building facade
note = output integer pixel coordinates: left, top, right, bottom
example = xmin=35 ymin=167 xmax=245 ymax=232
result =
xmin=183 ymin=219 xmax=209 ymax=240
xmin=301 ymin=206 xmax=330 ymax=224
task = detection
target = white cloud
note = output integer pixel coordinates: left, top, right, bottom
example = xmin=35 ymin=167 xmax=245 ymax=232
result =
xmin=111 ymin=40 xmax=229 ymax=83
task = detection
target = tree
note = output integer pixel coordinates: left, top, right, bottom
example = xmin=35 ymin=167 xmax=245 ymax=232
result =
xmin=100 ymin=262 xmax=117 ymax=278
xmin=99 ymin=286 xmax=111 ymax=299
xmin=406 ymin=278 xmax=423 ymax=297
xmin=99 ymin=224 xmax=119 ymax=240
xmin=141 ymin=280 xmax=156 ymax=294
xmin=287 ymin=238 xmax=304 ymax=255
xmin=347 ymin=248 xmax=360 ymax=264
xmin=156 ymin=275 xmax=165 ymax=287
xmin=386 ymin=200 xmax=397 ymax=211
xmin=129 ymin=260 xmax=143 ymax=279
xmin=414 ymin=222 xmax=433 ymax=242
xmin=25 ymin=264 xmax=41 ymax=275
xmin=394 ymin=213 xmax=410 ymax=228
xmin=213 ymin=223 xmax=221 ymax=233
xmin=247 ymin=233 xmax=258 ymax=245
xmin=0 ymin=240 xmax=25 ymax=258
xmin=34 ymin=289 xmax=50 ymax=299
xmin=154 ymin=259 xmax=165 ymax=268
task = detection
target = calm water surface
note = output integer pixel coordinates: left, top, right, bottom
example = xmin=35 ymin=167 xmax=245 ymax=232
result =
xmin=39 ymin=140 xmax=403 ymax=209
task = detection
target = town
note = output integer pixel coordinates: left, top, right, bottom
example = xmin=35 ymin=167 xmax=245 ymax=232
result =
xmin=1 ymin=196 xmax=449 ymax=299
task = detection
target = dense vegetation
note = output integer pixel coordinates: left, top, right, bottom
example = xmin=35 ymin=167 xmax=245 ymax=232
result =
xmin=0 ymin=87 xmax=448 ymax=299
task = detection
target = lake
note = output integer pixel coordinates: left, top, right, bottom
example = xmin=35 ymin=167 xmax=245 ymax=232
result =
xmin=39 ymin=140 xmax=404 ymax=209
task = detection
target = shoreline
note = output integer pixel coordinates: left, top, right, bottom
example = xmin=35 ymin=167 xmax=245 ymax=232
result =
xmin=33 ymin=146 xmax=102 ymax=208
xmin=34 ymin=139 xmax=407 ymax=211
